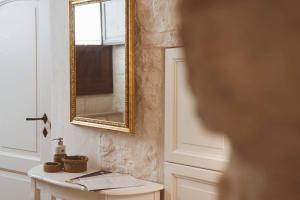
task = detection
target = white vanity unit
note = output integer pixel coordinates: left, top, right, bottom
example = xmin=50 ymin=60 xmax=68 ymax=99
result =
xmin=28 ymin=165 xmax=163 ymax=200
xmin=164 ymin=48 xmax=230 ymax=200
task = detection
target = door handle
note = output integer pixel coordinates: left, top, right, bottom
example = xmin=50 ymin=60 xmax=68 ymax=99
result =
xmin=26 ymin=113 xmax=49 ymax=138
xmin=26 ymin=113 xmax=48 ymax=124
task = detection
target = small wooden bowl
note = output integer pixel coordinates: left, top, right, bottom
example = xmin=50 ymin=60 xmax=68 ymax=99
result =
xmin=62 ymin=156 xmax=88 ymax=173
xmin=44 ymin=162 xmax=63 ymax=173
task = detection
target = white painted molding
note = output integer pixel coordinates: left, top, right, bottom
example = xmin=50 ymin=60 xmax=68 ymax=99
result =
xmin=0 ymin=0 xmax=37 ymax=7
xmin=164 ymin=48 xmax=229 ymax=172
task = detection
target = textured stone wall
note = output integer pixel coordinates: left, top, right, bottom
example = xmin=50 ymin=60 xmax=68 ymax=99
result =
xmin=51 ymin=0 xmax=180 ymax=183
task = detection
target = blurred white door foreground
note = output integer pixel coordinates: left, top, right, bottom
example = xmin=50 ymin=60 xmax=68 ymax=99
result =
xmin=0 ymin=0 xmax=51 ymax=199
xmin=164 ymin=48 xmax=230 ymax=200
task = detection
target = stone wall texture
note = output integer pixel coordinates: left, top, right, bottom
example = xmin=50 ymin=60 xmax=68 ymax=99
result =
xmin=51 ymin=0 xmax=181 ymax=183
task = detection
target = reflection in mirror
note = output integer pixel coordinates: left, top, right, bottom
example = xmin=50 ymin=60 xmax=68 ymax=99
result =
xmin=74 ymin=0 xmax=126 ymax=123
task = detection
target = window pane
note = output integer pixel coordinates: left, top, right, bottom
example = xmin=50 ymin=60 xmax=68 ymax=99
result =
xmin=75 ymin=2 xmax=102 ymax=45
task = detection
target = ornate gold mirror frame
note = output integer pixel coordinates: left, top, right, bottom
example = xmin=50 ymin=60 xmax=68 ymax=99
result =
xmin=69 ymin=0 xmax=135 ymax=133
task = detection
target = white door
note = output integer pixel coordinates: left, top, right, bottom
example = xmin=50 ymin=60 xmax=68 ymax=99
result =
xmin=165 ymin=48 xmax=229 ymax=171
xmin=0 ymin=0 xmax=52 ymax=199
xmin=164 ymin=48 xmax=229 ymax=200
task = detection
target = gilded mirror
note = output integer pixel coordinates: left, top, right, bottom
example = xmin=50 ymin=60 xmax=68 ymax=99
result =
xmin=69 ymin=0 xmax=135 ymax=133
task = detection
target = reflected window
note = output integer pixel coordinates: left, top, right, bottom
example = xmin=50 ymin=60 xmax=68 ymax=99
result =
xmin=75 ymin=2 xmax=102 ymax=45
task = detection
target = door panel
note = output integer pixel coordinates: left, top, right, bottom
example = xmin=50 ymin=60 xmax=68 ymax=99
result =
xmin=165 ymin=163 xmax=220 ymax=200
xmin=0 ymin=151 xmax=40 ymax=173
xmin=165 ymin=48 xmax=229 ymax=171
xmin=0 ymin=170 xmax=31 ymax=200
xmin=0 ymin=0 xmax=38 ymax=152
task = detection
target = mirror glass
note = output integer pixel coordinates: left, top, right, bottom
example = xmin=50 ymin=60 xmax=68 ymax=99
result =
xmin=73 ymin=0 xmax=126 ymax=123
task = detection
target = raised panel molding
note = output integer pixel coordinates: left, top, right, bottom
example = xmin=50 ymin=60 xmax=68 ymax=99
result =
xmin=0 ymin=0 xmax=37 ymax=7
xmin=165 ymin=48 xmax=229 ymax=171
xmin=0 ymin=170 xmax=31 ymax=200
xmin=165 ymin=163 xmax=220 ymax=200
xmin=0 ymin=151 xmax=40 ymax=173
xmin=0 ymin=0 xmax=38 ymax=152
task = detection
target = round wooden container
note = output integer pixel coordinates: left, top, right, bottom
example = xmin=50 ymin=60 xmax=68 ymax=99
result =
xmin=62 ymin=156 xmax=88 ymax=173
xmin=44 ymin=162 xmax=63 ymax=173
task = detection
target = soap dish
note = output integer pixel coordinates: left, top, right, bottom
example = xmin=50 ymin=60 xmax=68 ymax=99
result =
xmin=62 ymin=156 xmax=88 ymax=173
